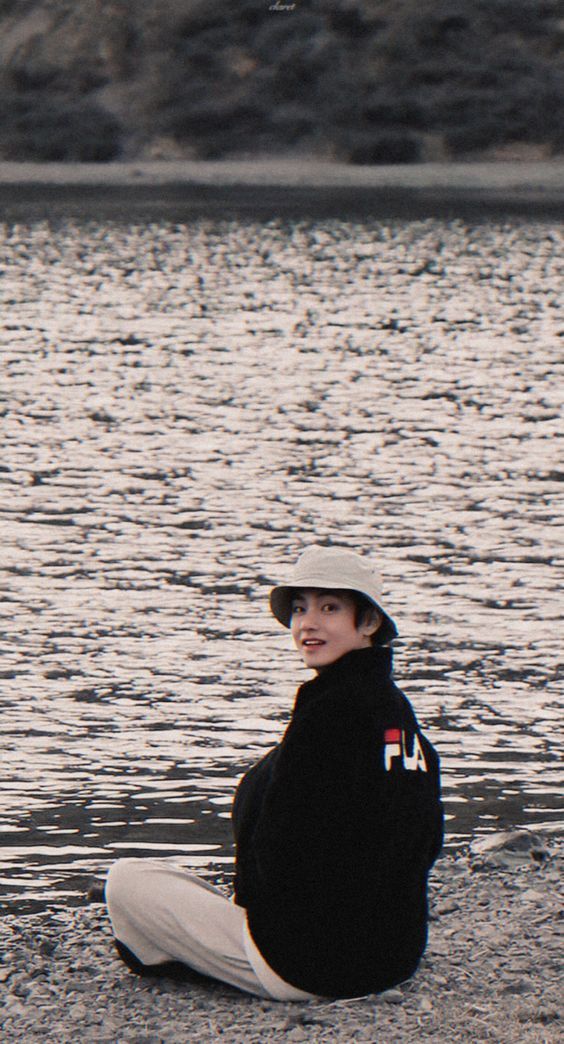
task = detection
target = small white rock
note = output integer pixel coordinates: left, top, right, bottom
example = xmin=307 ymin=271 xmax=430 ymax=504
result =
xmin=379 ymin=988 xmax=404 ymax=1004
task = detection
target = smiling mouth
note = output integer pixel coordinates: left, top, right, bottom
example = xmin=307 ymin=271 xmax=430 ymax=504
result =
xmin=302 ymin=639 xmax=325 ymax=647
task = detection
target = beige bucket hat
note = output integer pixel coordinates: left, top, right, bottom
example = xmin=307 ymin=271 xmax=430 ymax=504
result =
xmin=269 ymin=545 xmax=398 ymax=644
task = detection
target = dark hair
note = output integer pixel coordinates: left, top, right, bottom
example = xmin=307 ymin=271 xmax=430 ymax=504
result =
xmin=345 ymin=590 xmax=386 ymax=645
xmin=290 ymin=588 xmax=386 ymax=645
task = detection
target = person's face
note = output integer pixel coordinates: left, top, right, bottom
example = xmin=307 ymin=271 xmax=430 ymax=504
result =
xmin=290 ymin=588 xmax=380 ymax=671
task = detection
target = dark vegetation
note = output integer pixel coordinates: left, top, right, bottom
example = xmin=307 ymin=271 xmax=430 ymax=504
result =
xmin=0 ymin=0 xmax=563 ymax=163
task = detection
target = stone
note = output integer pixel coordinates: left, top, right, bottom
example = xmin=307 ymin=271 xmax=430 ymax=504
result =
xmin=379 ymin=989 xmax=404 ymax=1004
xmin=469 ymin=830 xmax=545 ymax=861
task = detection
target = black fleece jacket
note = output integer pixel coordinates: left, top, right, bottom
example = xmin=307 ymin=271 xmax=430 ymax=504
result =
xmin=232 ymin=646 xmax=443 ymax=998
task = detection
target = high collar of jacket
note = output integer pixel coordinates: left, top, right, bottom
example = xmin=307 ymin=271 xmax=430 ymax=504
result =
xmin=294 ymin=644 xmax=393 ymax=712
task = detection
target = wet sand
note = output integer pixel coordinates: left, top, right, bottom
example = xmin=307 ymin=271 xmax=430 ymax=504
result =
xmin=1 ymin=834 xmax=561 ymax=1042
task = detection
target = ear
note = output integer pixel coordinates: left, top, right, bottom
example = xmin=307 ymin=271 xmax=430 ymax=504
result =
xmin=360 ymin=608 xmax=382 ymax=638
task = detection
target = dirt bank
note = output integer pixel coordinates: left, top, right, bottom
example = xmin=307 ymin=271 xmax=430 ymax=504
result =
xmin=0 ymin=159 xmax=563 ymax=220
xmin=1 ymin=833 xmax=561 ymax=1042
xmin=1 ymin=158 xmax=563 ymax=192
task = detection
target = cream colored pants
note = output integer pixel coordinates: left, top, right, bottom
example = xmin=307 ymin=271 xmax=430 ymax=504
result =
xmin=106 ymin=858 xmax=316 ymax=1002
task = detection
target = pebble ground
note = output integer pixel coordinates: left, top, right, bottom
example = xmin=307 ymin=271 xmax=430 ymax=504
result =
xmin=1 ymin=838 xmax=561 ymax=1042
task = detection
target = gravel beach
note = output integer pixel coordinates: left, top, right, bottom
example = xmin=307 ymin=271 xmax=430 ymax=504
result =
xmin=1 ymin=833 xmax=561 ymax=1043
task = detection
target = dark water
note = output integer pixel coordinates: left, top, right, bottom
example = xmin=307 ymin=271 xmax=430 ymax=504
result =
xmin=1 ymin=209 xmax=562 ymax=911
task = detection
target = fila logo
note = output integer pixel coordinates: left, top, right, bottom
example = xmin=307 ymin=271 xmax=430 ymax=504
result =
xmin=384 ymin=728 xmax=428 ymax=772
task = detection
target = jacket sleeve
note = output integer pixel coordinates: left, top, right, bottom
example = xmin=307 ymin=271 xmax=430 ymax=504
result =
xmin=421 ymin=735 xmax=444 ymax=866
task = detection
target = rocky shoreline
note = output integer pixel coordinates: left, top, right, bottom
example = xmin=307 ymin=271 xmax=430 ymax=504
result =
xmin=1 ymin=832 xmax=561 ymax=1042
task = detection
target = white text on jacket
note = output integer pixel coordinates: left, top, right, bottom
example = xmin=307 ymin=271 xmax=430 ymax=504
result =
xmin=383 ymin=729 xmax=428 ymax=772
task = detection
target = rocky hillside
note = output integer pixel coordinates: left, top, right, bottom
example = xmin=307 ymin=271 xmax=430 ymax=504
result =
xmin=0 ymin=0 xmax=563 ymax=164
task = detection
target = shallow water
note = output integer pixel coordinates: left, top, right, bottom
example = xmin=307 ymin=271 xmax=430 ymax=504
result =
xmin=0 ymin=210 xmax=562 ymax=911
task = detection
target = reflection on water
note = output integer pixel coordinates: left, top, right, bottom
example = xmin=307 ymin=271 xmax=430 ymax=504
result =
xmin=0 ymin=210 xmax=562 ymax=910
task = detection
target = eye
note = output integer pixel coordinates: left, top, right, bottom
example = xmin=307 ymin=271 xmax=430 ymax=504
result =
xmin=321 ymin=601 xmax=340 ymax=613
xmin=291 ymin=603 xmax=305 ymax=615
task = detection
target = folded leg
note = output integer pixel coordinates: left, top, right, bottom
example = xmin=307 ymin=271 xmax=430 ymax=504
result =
xmin=106 ymin=858 xmax=270 ymax=997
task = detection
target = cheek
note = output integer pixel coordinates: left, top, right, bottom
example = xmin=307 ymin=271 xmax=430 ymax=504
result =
xmin=340 ymin=622 xmax=364 ymax=647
